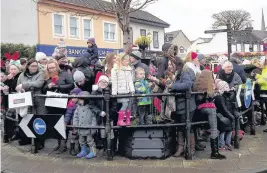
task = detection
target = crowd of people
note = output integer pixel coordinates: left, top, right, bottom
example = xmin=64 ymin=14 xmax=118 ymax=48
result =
xmin=1 ymin=38 xmax=267 ymax=160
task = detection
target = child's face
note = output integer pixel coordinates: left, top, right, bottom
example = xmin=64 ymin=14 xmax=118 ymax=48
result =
xmin=72 ymin=97 xmax=78 ymax=104
xmin=1 ymin=73 xmax=7 ymax=82
xmin=78 ymin=99 xmax=84 ymax=105
xmin=98 ymin=80 xmax=108 ymax=89
xmin=9 ymin=65 xmax=19 ymax=76
xmin=136 ymin=71 xmax=145 ymax=80
xmin=121 ymin=57 xmax=130 ymax=66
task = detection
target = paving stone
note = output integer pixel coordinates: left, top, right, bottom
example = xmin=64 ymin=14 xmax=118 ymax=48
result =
xmin=235 ymin=160 xmax=264 ymax=170
xmin=170 ymin=167 xmax=199 ymax=173
xmin=56 ymin=164 xmax=87 ymax=173
xmin=5 ymin=160 xmax=37 ymax=173
xmin=209 ymin=160 xmax=239 ymax=170
xmin=183 ymin=159 xmax=212 ymax=169
xmin=142 ymin=167 xmax=171 ymax=173
xmin=28 ymin=163 xmax=61 ymax=173
xmin=113 ymin=166 xmax=142 ymax=173
xmin=198 ymin=169 xmax=227 ymax=173
xmin=84 ymin=166 xmax=114 ymax=173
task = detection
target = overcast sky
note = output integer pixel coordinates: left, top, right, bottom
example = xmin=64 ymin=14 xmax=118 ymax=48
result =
xmin=145 ymin=0 xmax=267 ymax=41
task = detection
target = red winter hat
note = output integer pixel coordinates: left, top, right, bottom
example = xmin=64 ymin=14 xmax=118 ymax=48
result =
xmin=191 ymin=52 xmax=198 ymax=60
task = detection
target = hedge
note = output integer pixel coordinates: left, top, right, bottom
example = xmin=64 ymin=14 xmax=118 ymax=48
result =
xmin=1 ymin=43 xmax=36 ymax=59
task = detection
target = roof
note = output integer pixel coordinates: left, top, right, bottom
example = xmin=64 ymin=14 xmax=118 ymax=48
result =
xmin=165 ymin=30 xmax=181 ymax=42
xmin=190 ymin=37 xmax=213 ymax=45
xmin=50 ymin=0 xmax=170 ymax=28
xmin=232 ymin=30 xmax=267 ymax=43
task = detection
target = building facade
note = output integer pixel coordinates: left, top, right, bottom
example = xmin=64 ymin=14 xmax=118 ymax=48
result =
xmin=165 ymin=30 xmax=192 ymax=58
xmin=37 ymin=0 xmax=169 ymax=58
xmin=1 ymin=0 xmax=38 ymax=45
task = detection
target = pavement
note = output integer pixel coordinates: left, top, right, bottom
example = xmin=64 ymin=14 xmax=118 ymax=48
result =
xmin=1 ymin=126 xmax=267 ymax=173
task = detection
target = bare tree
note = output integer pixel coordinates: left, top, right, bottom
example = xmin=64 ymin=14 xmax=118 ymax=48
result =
xmin=212 ymin=10 xmax=252 ymax=30
xmin=110 ymin=0 xmax=157 ymax=52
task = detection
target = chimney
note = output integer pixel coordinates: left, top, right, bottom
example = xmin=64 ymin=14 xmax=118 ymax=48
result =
xmin=261 ymin=8 xmax=266 ymax=31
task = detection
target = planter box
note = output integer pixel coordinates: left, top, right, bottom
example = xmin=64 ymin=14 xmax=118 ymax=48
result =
xmin=119 ymin=127 xmax=176 ymax=159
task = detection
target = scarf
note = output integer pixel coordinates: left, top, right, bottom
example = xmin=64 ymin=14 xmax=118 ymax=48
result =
xmin=219 ymin=70 xmax=235 ymax=84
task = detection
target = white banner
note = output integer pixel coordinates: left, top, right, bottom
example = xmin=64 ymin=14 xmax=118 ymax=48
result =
xmin=8 ymin=92 xmax=33 ymax=109
xmin=45 ymin=91 xmax=68 ymax=109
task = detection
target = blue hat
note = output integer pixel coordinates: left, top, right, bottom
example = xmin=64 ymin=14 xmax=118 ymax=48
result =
xmin=70 ymin=88 xmax=82 ymax=95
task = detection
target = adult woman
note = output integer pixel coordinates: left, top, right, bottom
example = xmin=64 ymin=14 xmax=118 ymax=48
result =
xmin=43 ymin=59 xmax=74 ymax=152
xmin=16 ymin=59 xmax=47 ymax=147
xmin=103 ymin=52 xmax=116 ymax=78
xmin=4 ymin=61 xmax=21 ymax=142
xmin=193 ymin=70 xmax=226 ymax=159
xmin=255 ymin=57 xmax=267 ymax=132
xmin=170 ymin=52 xmax=199 ymax=158
xmin=217 ymin=61 xmax=242 ymax=89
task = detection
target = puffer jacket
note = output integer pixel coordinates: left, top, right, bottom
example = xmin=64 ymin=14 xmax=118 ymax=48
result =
xmin=17 ymin=71 xmax=47 ymax=114
xmin=256 ymin=66 xmax=267 ymax=91
xmin=134 ymin=79 xmax=151 ymax=105
xmin=72 ymin=91 xmax=97 ymax=135
xmin=111 ymin=64 xmax=135 ymax=95
xmin=65 ymin=100 xmax=78 ymax=125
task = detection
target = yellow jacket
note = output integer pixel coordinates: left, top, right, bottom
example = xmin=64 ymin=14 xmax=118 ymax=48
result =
xmin=256 ymin=67 xmax=267 ymax=91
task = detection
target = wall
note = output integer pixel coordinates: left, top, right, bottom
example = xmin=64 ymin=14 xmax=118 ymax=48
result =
xmin=38 ymin=4 xmax=123 ymax=49
xmin=171 ymin=31 xmax=191 ymax=58
xmin=1 ymin=0 xmax=38 ymax=45
xmin=130 ymin=22 xmax=165 ymax=51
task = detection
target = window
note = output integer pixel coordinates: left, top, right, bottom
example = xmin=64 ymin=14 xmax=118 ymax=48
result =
xmin=130 ymin=27 xmax=133 ymax=44
xmin=53 ymin=14 xmax=65 ymax=36
xmin=153 ymin=31 xmax=159 ymax=48
xmin=140 ymin=29 xmax=146 ymax=36
xmin=179 ymin=46 xmax=185 ymax=54
xmin=83 ymin=19 xmax=92 ymax=39
xmin=69 ymin=16 xmax=79 ymax=38
xmin=104 ymin=22 xmax=116 ymax=41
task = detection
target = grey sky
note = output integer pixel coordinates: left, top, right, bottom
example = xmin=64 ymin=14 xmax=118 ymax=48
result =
xmin=145 ymin=0 xmax=267 ymax=41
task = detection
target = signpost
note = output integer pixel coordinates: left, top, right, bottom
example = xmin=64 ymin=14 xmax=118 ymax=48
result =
xmin=19 ymin=114 xmax=66 ymax=139
xmin=244 ymin=79 xmax=252 ymax=108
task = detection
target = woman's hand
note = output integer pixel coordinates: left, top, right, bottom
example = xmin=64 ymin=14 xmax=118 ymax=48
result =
xmin=16 ymin=84 xmax=24 ymax=92
xmin=7 ymin=74 xmax=14 ymax=80
xmin=48 ymin=83 xmax=55 ymax=89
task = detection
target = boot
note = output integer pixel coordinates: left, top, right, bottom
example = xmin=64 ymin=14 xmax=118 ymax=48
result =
xmin=173 ymin=131 xmax=184 ymax=157
xmin=190 ymin=133 xmax=195 ymax=157
xmin=125 ymin=110 xmax=131 ymax=126
xmin=210 ymin=137 xmax=226 ymax=159
xmin=117 ymin=111 xmax=126 ymax=126
xmin=85 ymin=146 xmax=96 ymax=159
xmin=77 ymin=145 xmax=88 ymax=158
xmin=54 ymin=139 xmax=61 ymax=151
xmin=56 ymin=140 xmax=67 ymax=154
xmin=69 ymin=142 xmax=77 ymax=156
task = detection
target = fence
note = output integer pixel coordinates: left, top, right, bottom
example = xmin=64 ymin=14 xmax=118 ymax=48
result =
xmin=2 ymin=89 xmax=263 ymax=161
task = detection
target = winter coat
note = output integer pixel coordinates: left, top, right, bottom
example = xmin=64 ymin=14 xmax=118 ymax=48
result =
xmin=157 ymin=43 xmax=175 ymax=79
xmin=256 ymin=66 xmax=267 ymax=91
xmin=59 ymin=64 xmax=73 ymax=74
xmin=90 ymin=88 xmax=118 ymax=122
xmin=132 ymin=60 xmax=150 ymax=78
xmin=214 ymin=94 xmax=235 ymax=123
xmin=217 ymin=70 xmax=243 ymax=89
xmin=6 ymin=72 xmax=21 ymax=93
xmin=217 ymin=113 xmax=233 ymax=132
xmin=72 ymin=57 xmax=94 ymax=80
xmin=43 ymin=71 xmax=74 ymax=94
xmin=17 ymin=71 xmax=47 ymax=114
xmin=134 ymin=79 xmax=151 ymax=105
xmin=83 ymin=44 xmax=99 ymax=65
xmin=171 ymin=64 xmax=197 ymax=114
xmin=111 ymin=65 xmax=135 ymax=95
xmin=65 ymin=100 xmax=78 ymax=125
xmin=232 ymin=62 xmax=246 ymax=83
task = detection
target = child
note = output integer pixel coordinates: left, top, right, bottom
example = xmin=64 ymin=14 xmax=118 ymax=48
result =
xmin=111 ymin=53 xmax=135 ymax=126
xmin=214 ymin=79 xmax=234 ymax=151
xmin=52 ymin=38 xmax=67 ymax=58
xmin=73 ymin=91 xmax=97 ymax=159
xmin=62 ymin=88 xmax=82 ymax=155
xmin=134 ymin=67 xmax=152 ymax=125
xmin=83 ymin=38 xmax=99 ymax=66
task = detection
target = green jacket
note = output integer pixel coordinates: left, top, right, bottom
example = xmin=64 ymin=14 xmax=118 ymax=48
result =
xmin=134 ymin=79 xmax=151 ymax=105
xmin=256 ymin=67 xmax=267 ymax=91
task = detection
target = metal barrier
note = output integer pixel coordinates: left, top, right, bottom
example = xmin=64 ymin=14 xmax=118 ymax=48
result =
xmin=2 ymin=89 xmax=256 ymax=160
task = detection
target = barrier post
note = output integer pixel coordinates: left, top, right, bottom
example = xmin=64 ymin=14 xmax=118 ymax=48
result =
xmin=250 ymin=101 xmax=256 ymax=135
xmin=185 ymin=91 xmax=192 ymax=160
xmin=234 ymin=114 xmax=240 ymax=149
xmin=104 ymin=89 xmax=112 ymax=160
xmin=3 ymin=108 xmax=9 ymax=143
xmin=260 ymin=95 xmax=266 ymax=125
xmin=30 ymin=89 xmax=37 ymax=154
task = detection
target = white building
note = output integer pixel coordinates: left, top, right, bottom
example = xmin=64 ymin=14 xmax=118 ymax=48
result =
xmin=1 ymin=0 xmax=38 ymax=45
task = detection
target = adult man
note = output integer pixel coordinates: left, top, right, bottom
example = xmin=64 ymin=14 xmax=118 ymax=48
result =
xmin=129 ymin=50 xmax=149 ymax=78
xmin=55 ymin=53 xmax=72 ymax=74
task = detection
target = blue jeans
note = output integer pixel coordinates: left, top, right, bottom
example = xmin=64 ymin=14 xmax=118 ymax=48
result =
xmin=219 ymin=131 xmax=232 ymax=147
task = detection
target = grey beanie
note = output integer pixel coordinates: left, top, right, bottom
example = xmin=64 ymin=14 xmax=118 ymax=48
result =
xmin=73 ymin=70 xmax=85 ymax=82
xmin=197 ymin=54 xmax=205 ymax=61
xmin=129 ymin=50 xmax=142 ymax=60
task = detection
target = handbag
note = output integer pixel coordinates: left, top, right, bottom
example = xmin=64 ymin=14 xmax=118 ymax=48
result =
xmin=45 ymin=91 xmax=68 ymax=108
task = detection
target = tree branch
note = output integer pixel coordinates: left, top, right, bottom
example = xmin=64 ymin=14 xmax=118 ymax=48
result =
xmin=129 ymin=0 xmax=157 ymax=13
